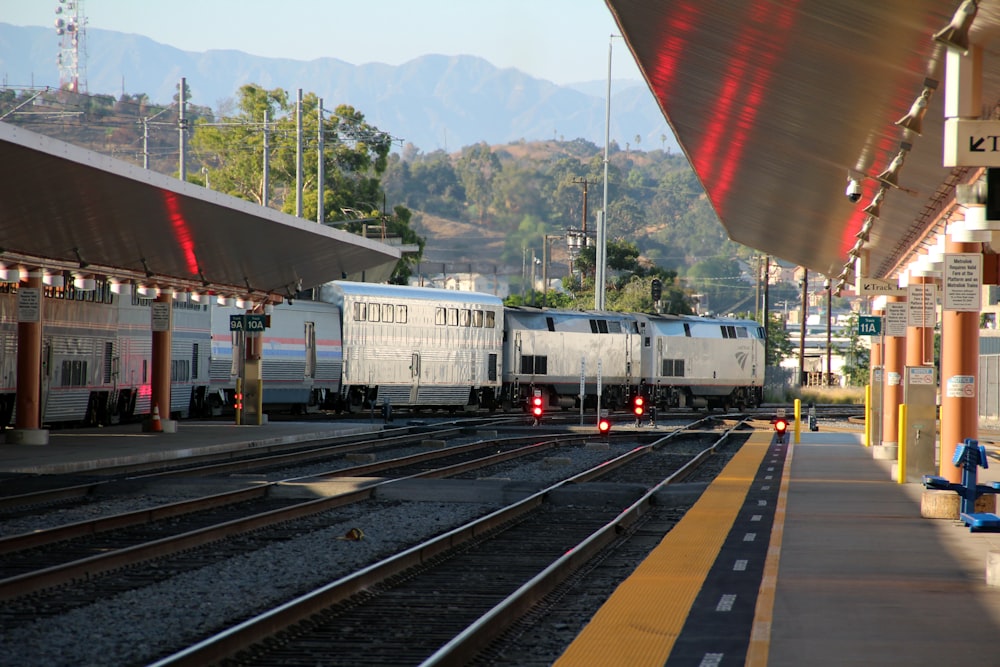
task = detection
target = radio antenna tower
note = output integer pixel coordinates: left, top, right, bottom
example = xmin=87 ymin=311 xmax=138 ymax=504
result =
xmin=54 ymin=0 xmax=87 ymax=93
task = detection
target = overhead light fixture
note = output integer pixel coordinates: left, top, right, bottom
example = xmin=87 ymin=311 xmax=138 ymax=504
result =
xmin=73 ymin=274 xmax=96 ymax=291
xmin=863 ymin=188 xmax=886 ymax=217
xmin=137 ymin=284 xmax=159 ymax=297
xmin=895 ymin=85 xmax=935 ymax=135
xmin=856 ymin=216 xmax=874 ymax=243
xmin=877 ymin=149 xmax=907 ymax=188
xmin=934 ymin=0 xmax=978 ymax=54
xmin=43 ymin=271 xmax=65 ymax=288
xmin=110 ymin=279 xmax=132 ymax=297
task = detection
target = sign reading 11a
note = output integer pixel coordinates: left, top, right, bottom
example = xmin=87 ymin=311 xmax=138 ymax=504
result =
xmin=858 ymin=315 xmax=882 ymax=337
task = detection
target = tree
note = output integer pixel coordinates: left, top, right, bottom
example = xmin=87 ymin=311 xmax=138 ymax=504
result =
xmin=456 ymin=142 xmax=501 ymax=226
xmin=765 ymin=313 xmax=794 ymax=367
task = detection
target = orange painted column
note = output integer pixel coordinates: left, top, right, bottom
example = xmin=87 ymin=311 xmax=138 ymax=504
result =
xmin=150 ymin=292 xmax=172 ymax=426
xmin=939 ymin=237 xmax=981 ymax=483
xmin=881 ymin=295 xmax=904 ymax=450
xmin=13 ymin=270 xmax=43 ymax=432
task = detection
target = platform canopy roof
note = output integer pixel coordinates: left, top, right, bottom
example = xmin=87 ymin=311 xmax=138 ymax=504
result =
xmin=0 ymin=122 xmax=400 ymax=300
xmin=605 ymin=0 xmax=1000 ymax=285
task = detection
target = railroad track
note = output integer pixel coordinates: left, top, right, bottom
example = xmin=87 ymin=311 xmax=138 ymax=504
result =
xmin=148 ymin=417 xmax=753 ymax=666
xmin=0 ymin=427 xmax=657 ymax=611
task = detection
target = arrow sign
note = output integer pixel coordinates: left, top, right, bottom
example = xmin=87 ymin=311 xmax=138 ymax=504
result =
xmin=944 ymin=118 xmax=1000 ymax=167
xmin=858 ymin=277 xmax=904 ymax=296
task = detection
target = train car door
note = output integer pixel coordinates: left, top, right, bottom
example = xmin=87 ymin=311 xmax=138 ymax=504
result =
xmin=40 ymin=340 xmax=51 ymax=422
xmin=410 ymin=352 xmax=420 ymax=404
xmin=303 ymin=321 xmax=316 ymax=379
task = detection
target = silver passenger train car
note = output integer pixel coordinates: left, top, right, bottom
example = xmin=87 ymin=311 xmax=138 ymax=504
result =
xmin=501 ymin=307 xmax=641 ymax=410
xmin=321 ymin=281 xmax=504 ymax=412
xmin=633 ymin=313 xmax=764 ymax=410
xmin=0 ymin=281 xmax=212 ymax=427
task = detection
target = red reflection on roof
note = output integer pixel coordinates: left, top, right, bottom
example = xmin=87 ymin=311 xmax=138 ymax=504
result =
xmin=695 ymin=0 xmax=799 ymax=214
xmin=161 ymin=190 xmax=200 ymax=275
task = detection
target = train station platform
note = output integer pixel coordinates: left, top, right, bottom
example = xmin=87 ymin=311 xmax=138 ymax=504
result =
xmin=0 ymin=420 xmax=382 ymax=475
xmin=557 ymin=428 xmax=1000 ymax=666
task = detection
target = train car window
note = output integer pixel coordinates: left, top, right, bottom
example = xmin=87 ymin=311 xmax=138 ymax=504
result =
xmin=104 ymin=341 xmax=113 ymax=383
xmin=644 ymin=336 xmax=651 ymax=347
xmin=535 ymin=356 xmax=548 ymax=375
xmin=485 ymin=311 xmax=495 ymax=328
xmin=191 ymin=343 xmax=199 ymax=379
xmin=472 ymin=310 xmax=484 ymax=327
xmin=435 ymin=307 xmax=446 ymax=325
xmin=597 ymin=320 xmax=609 ymax=333
xmin=683 ymin=323 xmax=691 ymax=337
xmin=460 ymin=309 xmax=471 ymax=327
xmin=546 ymin=317 xmax=555 ymax=332
xmin=382 ymin=304 xmax=394 ymax=323
xmin=369 ymin=304 xmax=381 ymax=322
xmin=353 ymin=302 xmax=366 ymax=321
xmin=398 ymin=305 xmax=407 ymax=324
xmin=171 ymin=359 xmax=191 ymax=382
xmin=521 ymin=356 xmax=535 ymax=374
xmin=488 ymin=353 xmax=498 ymax=381
xmin=662 ymin=359 xmax=685 ymax=377
xmin=448 ymin=308 xmax=458 ymax=326
xmin=737 ymin=327 xmax=748 ymax=338
xmin=590 ymin=320 xmax=599 ymax=333
xmin=608 ymin=321 xmax=622 ymax=334
xmin=142 ymin=359 xmax=148 ymax=384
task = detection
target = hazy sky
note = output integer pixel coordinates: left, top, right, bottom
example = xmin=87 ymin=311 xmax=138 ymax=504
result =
xmin=5 ymin=0 xmax=643 ymax=85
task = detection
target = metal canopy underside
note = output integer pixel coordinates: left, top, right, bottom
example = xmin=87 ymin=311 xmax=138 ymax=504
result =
xmin=605 ymin=0 xmax=1000 ymax=280
xmin=0 ymin=122 xmax=400 ymax=297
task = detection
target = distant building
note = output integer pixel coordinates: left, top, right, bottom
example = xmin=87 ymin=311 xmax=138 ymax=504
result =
xmin=409 ymin=272 xmax=510 ymax=298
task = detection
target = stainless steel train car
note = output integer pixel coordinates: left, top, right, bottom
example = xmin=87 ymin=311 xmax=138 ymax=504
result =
xmin=0 ymin=281 xmax=212 ymax=427
xmin=320 ymin=281 xmax=504 ymax=412
xmin=209 ymin=299 xmax=343 ymax=411
xmin=632 ymin=313 xmax=765 ymax=410
xmin=501 ymin=307 xmax=641 ymax=411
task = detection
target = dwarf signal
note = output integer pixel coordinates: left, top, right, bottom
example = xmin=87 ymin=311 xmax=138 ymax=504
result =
xmin=598 ymin=417 xmax=612 ymax=436
xmin=773 ymin=417 xmax=788 ymax=443
xmin=530 ymin=392 xmax=544 ymax=425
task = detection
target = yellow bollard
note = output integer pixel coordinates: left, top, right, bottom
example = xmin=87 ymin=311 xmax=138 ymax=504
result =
xmin=864 ymin=384 xmax=872 ymax=447
xmin=794 ymin=398 xmax=801 ymax=444
xmin=898 ymin=403 xmax=907 ymax=484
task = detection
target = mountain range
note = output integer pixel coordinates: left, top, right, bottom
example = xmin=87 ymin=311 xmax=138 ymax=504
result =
xmin=0 ymin=23 xmax=680 ymax=154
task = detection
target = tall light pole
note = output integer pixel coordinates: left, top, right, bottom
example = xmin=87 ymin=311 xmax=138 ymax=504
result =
xmin=596 ymin=35 xmax=618 ymax=310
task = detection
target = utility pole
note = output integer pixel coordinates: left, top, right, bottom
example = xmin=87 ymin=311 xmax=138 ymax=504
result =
xmin=572 ymin=177 xmax=590 ymax=235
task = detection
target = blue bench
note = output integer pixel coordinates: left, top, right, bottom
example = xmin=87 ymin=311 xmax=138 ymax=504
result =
xmin=921 ymin=439 xmax=1000 ymax=532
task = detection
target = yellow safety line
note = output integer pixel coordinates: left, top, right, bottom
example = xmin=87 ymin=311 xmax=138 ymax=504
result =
xmin=555 ymin=433 xmax=771 ymax=667
xmin=745 ymin=439 xmax=794 ymax=666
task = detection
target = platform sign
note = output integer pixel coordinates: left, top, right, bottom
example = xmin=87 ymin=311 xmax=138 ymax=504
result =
xmin=944 ymin=118 xmax=1000 ymax=167
xmin=17 ymin=287 xmax=40 ymax=323
xmin=229 ymin=314 xmax=267 ymax=332
xmin=859 ymin=277 xmax=904 ymax=296
xmin=943 ymin=253 xmax=981 ymax=312
xmin=903 ymin=366 xmax=937 ymax=482
xmin=151 ymin=302 xmax=171 ymax=332
xmin=858 ymin=315 xmax=881 ymax=337
xmin=907 ymin=284 xmax=937 ymax=327
xmin=884 ymin=302 xmax=907 ymax=337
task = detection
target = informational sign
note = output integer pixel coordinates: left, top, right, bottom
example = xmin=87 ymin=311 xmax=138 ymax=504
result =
xmin=229 ymin=314 xmax=267 ymax=332
xmin=943 ymin=118 xmax=1000 ymax=167
xmin=859 ymin=277 xmax=904 ymax=296
xmin=17 ymin=287 xmax=40 ymax=323
xmin=908 ymin=367 xmax=935 ymax=385
xmin=943 ymin=253 xmax=982 ymax=312
xmin=907 ymin=284 xmax=937 ymax=327
xmin=858 ymin=315 xmax=882 ymax=337
xmin=884 ymin=302 xmax=907 ymax=337
xmin=887 ymin=371 xmax=901 ymax=386
xmin=151 ymin=302 xmax=171 ymax=332
xmin=946 ymin=375 xmax=976 ymax=398
xmin=579 ymin=358 xmax=585 ymax=398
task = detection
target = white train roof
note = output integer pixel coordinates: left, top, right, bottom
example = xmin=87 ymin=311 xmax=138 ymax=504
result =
xmin=322 ymin=281 xmax=504 ymax=306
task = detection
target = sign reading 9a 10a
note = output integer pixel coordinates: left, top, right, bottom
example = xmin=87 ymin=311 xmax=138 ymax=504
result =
xmin=229 ymin=314 xmax=266 ymax=332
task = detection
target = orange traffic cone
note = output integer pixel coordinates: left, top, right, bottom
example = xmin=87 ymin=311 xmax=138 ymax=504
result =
xmin=150 ymin=405 xmax=163 ymax=433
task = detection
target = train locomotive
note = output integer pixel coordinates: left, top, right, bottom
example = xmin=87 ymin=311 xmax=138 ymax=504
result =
xmin=0 ymin=279 xmax=763 ymax=428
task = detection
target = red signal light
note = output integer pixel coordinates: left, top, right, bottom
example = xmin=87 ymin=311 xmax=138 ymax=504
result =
xmin=598 ymin=418 xmax=611 ymax=436
xmin=530 ymin=394 xmax=544 ymax=421
xmin=774 ymin=418 xmax=788 ymax=434
xmin=633 ymin=395 xmax=645 ymax=417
